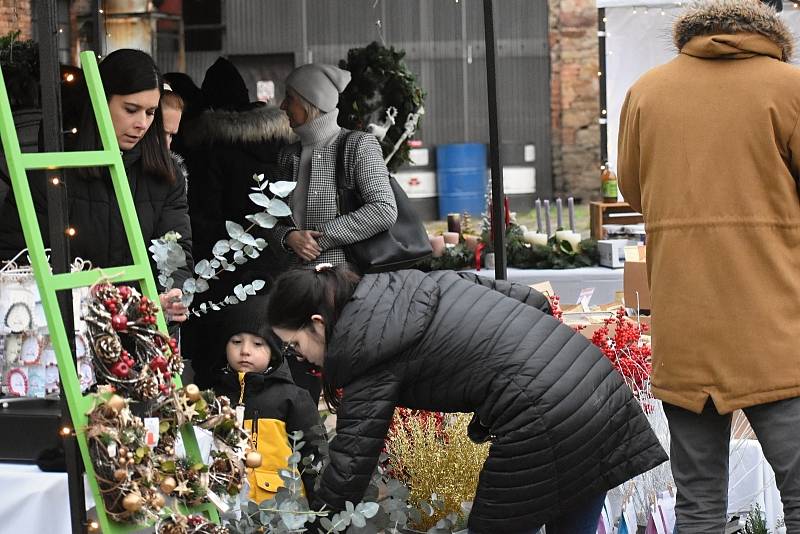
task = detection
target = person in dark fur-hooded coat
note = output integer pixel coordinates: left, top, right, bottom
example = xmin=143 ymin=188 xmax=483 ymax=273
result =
xmin=177 ymin=58 xmax=295 ymax=388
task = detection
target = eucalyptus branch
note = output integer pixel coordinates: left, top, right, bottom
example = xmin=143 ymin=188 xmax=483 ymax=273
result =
xmin=150 ymin=173 xmax=296 ymax=315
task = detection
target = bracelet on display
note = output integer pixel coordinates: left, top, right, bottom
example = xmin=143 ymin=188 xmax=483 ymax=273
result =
xmin=5 ymin=368 xmax=28 ymax=397
xmin=4 ymin=301 xmax=33 ymax=334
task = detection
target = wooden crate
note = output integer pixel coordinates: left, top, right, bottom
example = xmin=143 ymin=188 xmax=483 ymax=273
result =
xmin=589 ymin=201 xmax=644 ymax=240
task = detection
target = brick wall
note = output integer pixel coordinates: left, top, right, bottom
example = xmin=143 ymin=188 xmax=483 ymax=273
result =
xmin=549 ymin=0 xmax=601 ymax=201
xmin=0 ymin=0 xmax=33 ymax=40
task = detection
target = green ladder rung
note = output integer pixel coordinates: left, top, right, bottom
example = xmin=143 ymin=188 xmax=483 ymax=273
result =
xmin=0 ymin=51 xmax=220 ymax=533
xmin=50 ymin=265 xmax=152 ymax=291
xmin=21 ymin=150 xmax=119 ymax=170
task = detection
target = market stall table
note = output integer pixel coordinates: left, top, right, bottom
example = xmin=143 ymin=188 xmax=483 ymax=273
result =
xmin=0 ymin=462 xmax=94 ymax=534
xmin=461 ymin=266 xmax=624 ymax=305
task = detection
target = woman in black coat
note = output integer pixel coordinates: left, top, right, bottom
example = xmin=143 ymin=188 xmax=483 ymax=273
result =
xmin=0 ymin=49 xmax=193 ymax=321
xmin=267 ymin=265 xmax=668 ymax=533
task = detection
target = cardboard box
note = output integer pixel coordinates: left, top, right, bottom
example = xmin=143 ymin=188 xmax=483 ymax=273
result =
xmin=598 ymin=239 xmax=627 ymax=268
xmin=623 ymin=246 xmax=651 ymax=312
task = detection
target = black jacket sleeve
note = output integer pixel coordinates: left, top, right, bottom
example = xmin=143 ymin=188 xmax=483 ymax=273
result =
xmin=312 ymin=366 xmax=401 ymax=511
xmin=286 ymin=387 xmax=329 ymax=501
xmin=455 ymin=272 xmax=553 ymax=315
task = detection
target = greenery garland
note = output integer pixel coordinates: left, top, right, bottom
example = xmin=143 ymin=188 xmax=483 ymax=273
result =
xmin=338 ymin=42 xmax=425 ymax=172
xmin=0 ymin=30 xmax=40 ymax=110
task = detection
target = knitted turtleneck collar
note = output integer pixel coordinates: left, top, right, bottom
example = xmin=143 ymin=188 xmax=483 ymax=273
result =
xmin=294 ymin=109 xmax=341 ymax=147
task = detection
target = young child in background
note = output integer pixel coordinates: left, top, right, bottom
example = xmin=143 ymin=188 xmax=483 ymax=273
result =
xmin=213 ymin=295 xmax=328 ymax=503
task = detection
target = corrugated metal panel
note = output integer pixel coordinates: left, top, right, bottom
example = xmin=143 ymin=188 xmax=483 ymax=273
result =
xmin=385 ymin=1 xmax=421 ymax=43
xmin=425 ymin=59 xmax=464 ymax=146
xmin=165 ymin=0 xmax=552 ymax=191
xmin=225 ymin=0 xmax=302 ymax=55
xmin=307 ymin=0 xmax=374 ymax=46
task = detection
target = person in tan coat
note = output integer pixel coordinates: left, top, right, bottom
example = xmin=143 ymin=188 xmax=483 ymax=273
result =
xmin=618 ymin=0 xmax=800 ymax=531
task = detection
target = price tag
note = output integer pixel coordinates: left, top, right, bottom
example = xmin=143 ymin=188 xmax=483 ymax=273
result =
xmin=144 ymin=417 xmax=160 ymax=449
xmin=577 ymin=287 xmax=595 ymax=313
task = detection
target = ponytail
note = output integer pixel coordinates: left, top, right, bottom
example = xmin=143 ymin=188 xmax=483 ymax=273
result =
xmin=267 ymin=264 xmax=361 ymax=411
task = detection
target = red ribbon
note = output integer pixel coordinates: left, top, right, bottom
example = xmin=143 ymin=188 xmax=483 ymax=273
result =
xmin=474 ymin=242 xmax=486 ymax=271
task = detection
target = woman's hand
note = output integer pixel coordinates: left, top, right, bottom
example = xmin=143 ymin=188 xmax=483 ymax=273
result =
xmin=159 ymin=288 xmax=189 ymax=323
xmin=286 ymin=230 xmax=323 ymax=261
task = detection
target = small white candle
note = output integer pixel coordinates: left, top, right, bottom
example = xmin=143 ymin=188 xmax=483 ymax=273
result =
xmin=464 ymin=235 xmax=479 ymax=251
xmin=544 ymin=200 xmax=551 ymax=236
xmin=523 ymin=231 xmax=549 ymax=247
xmin=556 ymin=230 xmax=582 ymax=253
xmin=430 ymin=235 xmax=445 ymax=257
xmin=443 ymin=232 xmax=460 ymax=245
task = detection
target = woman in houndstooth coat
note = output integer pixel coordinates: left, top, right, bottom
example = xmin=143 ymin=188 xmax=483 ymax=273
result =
xmin=265 ymin=63 xmax=397 ymax=400
xmin=266 ymin=63 xmax=397 ymax=270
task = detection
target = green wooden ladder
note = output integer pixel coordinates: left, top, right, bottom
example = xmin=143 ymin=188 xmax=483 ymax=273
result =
xmin=0 ymin=50 xmax=219 ymax=533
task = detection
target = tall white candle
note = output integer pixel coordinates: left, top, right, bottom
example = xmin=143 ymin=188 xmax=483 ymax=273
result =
xmin=544 ymin=200 xmax=551 ymax=236
xmin=535 ymin=199 xmax=543 ymax=233
xmin=556 ymin=198 xmax=563 ymax=229
xmin=568 ymin=197 xmax=576 ymax=231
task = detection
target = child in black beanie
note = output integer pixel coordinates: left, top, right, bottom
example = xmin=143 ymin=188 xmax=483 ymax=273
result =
xmin=213 ymin=294 xmax=328 ymax=503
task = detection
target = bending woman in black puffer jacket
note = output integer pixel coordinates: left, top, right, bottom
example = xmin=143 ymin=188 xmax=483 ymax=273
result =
xmin=266 ymin=264 xmax=667 ymax=534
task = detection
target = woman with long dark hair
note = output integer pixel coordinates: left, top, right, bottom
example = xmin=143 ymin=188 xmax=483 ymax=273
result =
xmin=0 ymin=48 xmax=192 ymax=321
xmin=267 ymin=265 xmax=667 ymax=534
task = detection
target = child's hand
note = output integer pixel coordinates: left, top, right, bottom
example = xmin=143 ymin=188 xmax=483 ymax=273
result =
xmin=159 ymin=288 xmax=189 ymax=323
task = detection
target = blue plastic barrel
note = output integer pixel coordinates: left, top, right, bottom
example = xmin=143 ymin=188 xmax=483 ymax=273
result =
xmin=436 ymin=143 xmax=488 ymax=220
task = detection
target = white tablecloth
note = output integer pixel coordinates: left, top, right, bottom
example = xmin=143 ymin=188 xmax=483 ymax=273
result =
xmin=0 ymin=463 xmax=94 ymax=534
xmin=461 ymin=266 xmax=624 ymax=305
xmin=729 ymin=439 xmax=783 ymax=530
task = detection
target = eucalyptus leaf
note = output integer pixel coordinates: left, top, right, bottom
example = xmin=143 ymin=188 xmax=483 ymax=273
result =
xmin=346 ymin=501 xmax=355 ymax=513
xmin=254 ymin=238 xmax=267 ymax=249
xmin=267 ymin=198 xmax=292 ymax=217
xmin=234 ymin=250 xmax=247 ymax=264
xmin=253 ymin=212 xmax=278 ymax=229
xmin=245 ymin=246 xmax=259 ymax=259
xmin=227 ymin=295 xmax=240 ymax=305
xmin=195 ymin=278 xmax=210 ymax=293
xmin=200 ymin=303 xmax=207 ymax=313
xmin=358 ymin=502 xmax=379 ymax=518
xmin=182 ymin=278 xmax=196 ymax=293
xmin=238 ymin=233 xmax=257 ymax=246
xmin=245 ymin=284 xmax=256 ymax=295
xmin=269 ymin=180 xmax=297 ymax=198
xmin=248 ymin=193 xmax=271 ymax=208
xmin=351 ymin=511 xmax=366 ymax=528
xmin=234 ymin=285 xmax=247 ymax=301
xmin=212 ymin=240 xmax=231 ymax=256
xmin=230 ymin=239 xmax=245 ymax=251
xmin=252 ymin=280 xmax=266 ymax=291
xmin=194 ymin=259 xmax=210 ymax=275
xmin=226 ymin=221 xmax=245 ymax=239
xmin=210 ymin=259 xmax=220 ymax=269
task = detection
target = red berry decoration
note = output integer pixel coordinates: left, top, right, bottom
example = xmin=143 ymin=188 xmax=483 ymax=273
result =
xmin=110 ymin=361 xmax=130 ymax=378
xmin=149 ymin=355 xmax=168 ymax=373
xmin=118 ymin=286 xmax=131 ymax=300
xmin=111 ymin=314 xmax=128 ymax=331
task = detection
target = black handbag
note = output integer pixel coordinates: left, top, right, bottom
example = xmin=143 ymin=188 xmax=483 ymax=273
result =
xmin=336 ymin=131 xmax=432 ymax=273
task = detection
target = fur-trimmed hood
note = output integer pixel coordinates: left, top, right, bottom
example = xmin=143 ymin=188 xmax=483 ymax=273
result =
xmin=181 ymin=103 xmax=295 ymax=148
xmin=674 ymin=0 xmax=794 ymax=62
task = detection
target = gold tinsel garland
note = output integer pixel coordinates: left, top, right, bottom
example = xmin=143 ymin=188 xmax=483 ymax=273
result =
xmin=385 ymin=410 xmax=489 ymax=530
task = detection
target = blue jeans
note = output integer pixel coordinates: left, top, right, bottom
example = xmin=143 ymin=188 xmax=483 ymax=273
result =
xmin=540 ymin=491 xmax=607 ymax=534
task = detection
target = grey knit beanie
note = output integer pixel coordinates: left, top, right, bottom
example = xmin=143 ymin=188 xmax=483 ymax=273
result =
xmin=285 ymin=64 xmax=351 ymax=113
